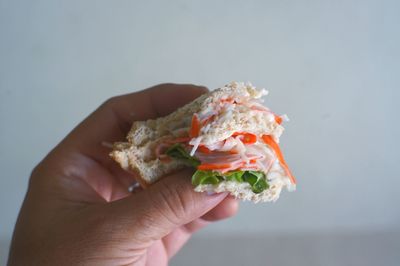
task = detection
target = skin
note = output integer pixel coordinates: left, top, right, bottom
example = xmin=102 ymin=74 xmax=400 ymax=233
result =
xmin=8 ymin=84 xmax=239 ymax=266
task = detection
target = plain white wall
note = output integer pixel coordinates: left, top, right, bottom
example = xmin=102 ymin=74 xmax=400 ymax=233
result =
xmin=1 ymin=0 xmax=399 ymax=255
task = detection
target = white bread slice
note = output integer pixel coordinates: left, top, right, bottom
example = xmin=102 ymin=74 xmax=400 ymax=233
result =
xmin=111 ymin=82 xmax=293 ymax=201
xmin=195 ymin=181 xmax=283 ymax=203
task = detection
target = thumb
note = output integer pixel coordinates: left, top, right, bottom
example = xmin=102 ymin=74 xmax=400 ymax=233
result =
xmin=106 ymin=169 xmax=228 ymax=242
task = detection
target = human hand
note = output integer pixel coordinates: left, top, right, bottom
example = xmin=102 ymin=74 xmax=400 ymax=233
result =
xmin=8 ymin=84 xmax=238 ymax=266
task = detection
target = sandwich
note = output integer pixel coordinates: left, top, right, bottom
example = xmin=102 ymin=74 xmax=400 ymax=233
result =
xmin=111 ymin=81 xmax=296 ymax=203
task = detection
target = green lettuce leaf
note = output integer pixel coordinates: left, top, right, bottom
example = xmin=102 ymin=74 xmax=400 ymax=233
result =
xmin=191 ymin=169 xmax=269 ymax=194
xmin=251 ymin=178 xmax=268 ymax=193
xmin=243 ymin=171 xmax=269 ymax=193
xmin=165 ymin=144 xmax=200 ymax=167
xmin=192 ymin=170 xmax=223 ymax=186
xmin=225 ymin=170 xmax=244 ymax=182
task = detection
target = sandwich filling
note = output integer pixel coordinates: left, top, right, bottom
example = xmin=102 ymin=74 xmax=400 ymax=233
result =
xmin=153 ymin=82 xmax=296 ymax=199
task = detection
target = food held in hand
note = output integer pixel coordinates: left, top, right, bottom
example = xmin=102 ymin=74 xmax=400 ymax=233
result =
xmin=111 ymin=82 xmax=296 ymax=202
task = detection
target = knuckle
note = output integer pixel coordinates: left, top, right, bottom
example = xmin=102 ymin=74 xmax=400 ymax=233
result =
xmin=151 ymin=181 xmax=194 ymax=225
xmin=28 ymin=161 xmax=50 ymax=188
xmin=102 ymin=96 xmax=119 ymax=108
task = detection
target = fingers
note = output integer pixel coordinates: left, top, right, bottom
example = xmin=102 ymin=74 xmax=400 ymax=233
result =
xmin=161 ymin=221 xmax=207 ymax=259
xmin=146 ymin=240 xmax=169 ymax=266
xmin=106 ymin=168 xmax=228 ymax=243
xmin=180 ymin=196 xmax=239 ymax=233
xmin=144 ymin=83 xmax=208 ymax=118
xmin=44 ymin=83 xmax=208 ymax=195
xmin=201 ymin=196 xmax=239 ymax=221
xmin=161 ymin=197 xmax=239 ymax=259
xmin=59 ymin=84 xmax=208 ymax=164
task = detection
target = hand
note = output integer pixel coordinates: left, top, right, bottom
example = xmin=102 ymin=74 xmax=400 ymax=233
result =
xmin=8 ymin=84 xmax=239 ymax=266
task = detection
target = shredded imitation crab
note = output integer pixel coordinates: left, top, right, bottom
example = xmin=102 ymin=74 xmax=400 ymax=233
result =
xmin=154 ymin=95 xmax=296 ymax=185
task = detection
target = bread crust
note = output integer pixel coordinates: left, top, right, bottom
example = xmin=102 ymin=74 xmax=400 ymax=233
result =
xmin=194 ymin=181 xmax=283 ymax=203
xmin=110 ymin=140 xmax=187 ymax=186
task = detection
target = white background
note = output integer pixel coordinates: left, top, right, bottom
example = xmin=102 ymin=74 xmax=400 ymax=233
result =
xmin=1 ymin=0 xmax=399 ymax=264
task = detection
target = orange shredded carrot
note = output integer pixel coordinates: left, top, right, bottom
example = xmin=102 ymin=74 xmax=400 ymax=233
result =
xmin=275 ymin=116 xmax=283 ymax=124
xmin=198 ymin=162 xmax=235 ymax=170
xmin=189 ymin=114 xmax=200 ymax=138
xmin=233 ymin=132 xmax=257 ymax=144
xmin=201 ymin=114 xmax=215 ymax=126
xmin=198 ymin=145 xmax=212 ymax=154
